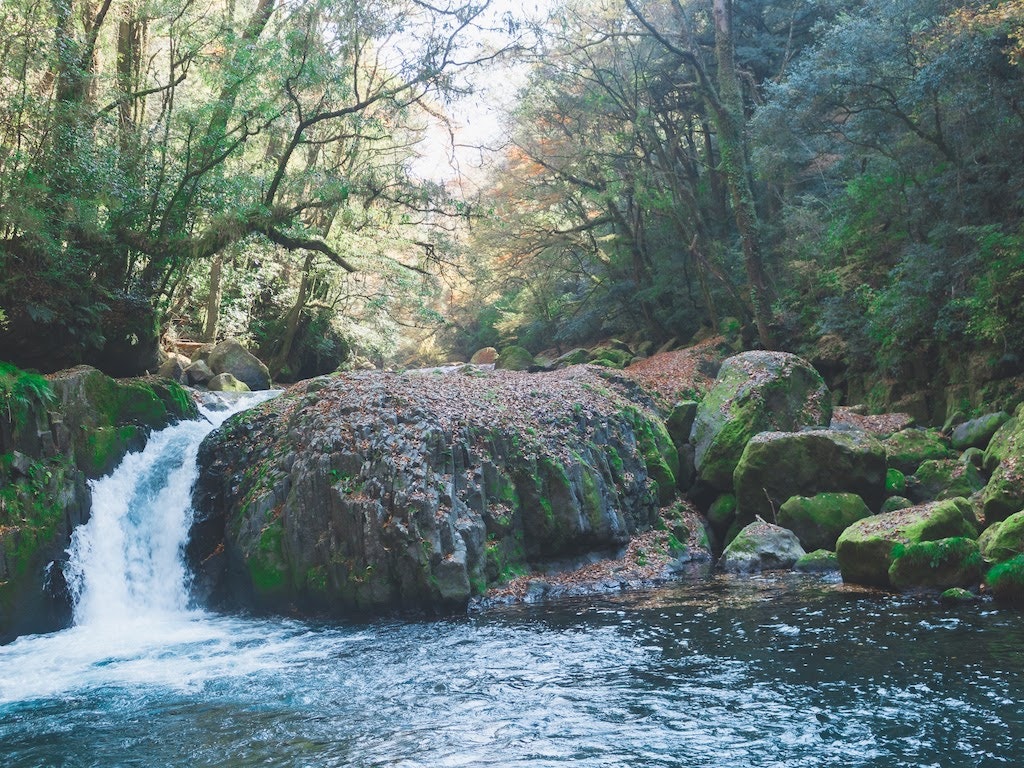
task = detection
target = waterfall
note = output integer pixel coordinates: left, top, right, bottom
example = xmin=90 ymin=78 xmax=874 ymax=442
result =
xmin=64 ymin=391 xmax=276 ymax=627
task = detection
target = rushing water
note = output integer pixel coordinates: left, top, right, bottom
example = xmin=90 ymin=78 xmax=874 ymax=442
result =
xmin=2 ymin=401 xmax=1024 ymax=766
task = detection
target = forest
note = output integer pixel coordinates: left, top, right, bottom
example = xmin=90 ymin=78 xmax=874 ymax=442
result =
xmin=0 ymin=0 xmax=1022 ymax=415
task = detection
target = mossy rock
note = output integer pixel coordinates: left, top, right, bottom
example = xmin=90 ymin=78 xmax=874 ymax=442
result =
xmin=979 ymin=511 xmax=1024 ymax=564
xmin=733 ymin=429 xmax=885 ymax=521
xmin=552 ymin=348 xmax=589 ymax=368
xmin=690 ymin=351 xmax=831 ymax=491
xmin=981 ymin=409 xmax=1024 ymax=473
xmin=887 ymin=537 xmax=983 ymax=591
xmin=719 ymin=519 xmax=805 ymax=574
xmin=881 ymin=496 xmax=914 ymax=514
xmin=208 ymin=373 xmax=251 ymax=392
xmin=909 ymin=459 xmax=985 ymax=503
xmin=495 ymin=345 xmax=535 ymax=372
xmin=777 ymin=492 xmax=872 ymax=552
xmin=951 ymin=411 xmax=1011 ymax=451
xmin=706 ymin=493 xmax=737 ymax=539
xmin=960 ymin=447 xmax=985 ymax=469
xmin=835 ymin=498 xmax=978 ymax=588
xmin=985 ymin=553 xmax=1024 ymax=605
xmin=589 ymin=347 xmax=632 ymax=369
xmin=621 ymin=407 xmax=678 ymax=505
xmin=794 ymin=549 xmax=840 ymax=573
xmin=979 ymin=463 xmax=1024 ymax=526
xmin=939 ymin=587 xmax=977 ymax=604
xmin=665 ymin=400 xmax=698 ymax=453
xmin=886 ymin=468 xmax=906 ymax=496
xmin=882 ymin=429 xmax=953 ymax=475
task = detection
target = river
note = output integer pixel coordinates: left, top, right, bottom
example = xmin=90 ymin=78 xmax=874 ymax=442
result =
xmin=1 ymin=396 xmax=1022 ymax=766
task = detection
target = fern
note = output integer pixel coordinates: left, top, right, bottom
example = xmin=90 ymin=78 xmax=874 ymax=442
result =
xmin=0 ymin=361 xmax=55 ymax=429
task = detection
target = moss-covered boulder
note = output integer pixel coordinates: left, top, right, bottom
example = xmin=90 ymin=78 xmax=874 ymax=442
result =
xmin=690 ymin=352 xmax=831 ymax=491
xmin=719 ymin=519 xmax=805 ymax=573
xmin=986 ymin=553 xmax=1024 ymax=605
xmin=589 ymin=347 xmax=633 ymax=369
xmin=777 ymin=492 xmax=872 ymax=552
xmin=978 ymin=463 xmax=1024 ymax=526
xmin=665 ymin=400 xmax=698 ymax=452
xmin=191 ymin=366 xmax=705 ymax=615
xmin=706 ymin=493 xmax=737 ymax=541
xmin=208 ymin=338 xmax=271 ymax=391
xmin=908 ymin=459 xmax=985 ymax=503
xmin=495 ymin=345 xmax=535 ymax=371
xmin=887 ymin=537 xmax=984 ymax=591
xmin=981 ymin=407 xmax=1024 ymax=473
xmin=733 ymin=429 xmax=885 ymax=522
xmin=951 ymin=412 xmax=1011 ymax=451
xmin=794 ymin=549 xmax=840 ymax=573
xmin=882 ymin=429 xmax=954 ymax=475
xmin=979 ymin=511 xmax=1024 ymax=564
xmin=208 ymin=372 xmax=251 ymax=393
xmin=881 ymin=496 xmax=915 ymax=513
xmin=835 ymin=498 xmax=978 ymax=588
xmin=886 ymin=468 xmax=906 ymax=496
xmin=48 ymin=366 xmax=196 ymax=477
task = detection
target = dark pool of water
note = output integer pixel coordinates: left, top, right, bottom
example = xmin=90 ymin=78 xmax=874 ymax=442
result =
xmin=1 ymin=573 xmax=1022 ymax=767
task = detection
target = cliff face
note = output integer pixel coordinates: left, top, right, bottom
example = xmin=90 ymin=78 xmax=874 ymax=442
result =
xmin=0 ymin=364 xmax=194 ymax=642
xmin=191 ymin=365 xmax=699 ymax=614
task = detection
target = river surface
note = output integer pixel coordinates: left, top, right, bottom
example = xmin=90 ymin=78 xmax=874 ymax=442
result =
xmin=1 ymin=398 xmax=1023 ymax=766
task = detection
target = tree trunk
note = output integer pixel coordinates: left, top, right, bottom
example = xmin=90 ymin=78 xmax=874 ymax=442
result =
xmin=712 ymin=0 xmax=773 ymax=348
xmin=269 ymin=253 xmax=314 ymax=378
xmin=202 ymin=255 xmax=224 ymax=342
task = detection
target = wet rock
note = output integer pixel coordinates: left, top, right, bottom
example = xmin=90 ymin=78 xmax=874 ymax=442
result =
xmin=887 ymin=537 xmax=983 ymax=591
xmin=794 ymin=549 xmax=840 ymax=573
xmin=719 ymin=519 xmax=805 ymax=574
xmin=835 ymin=498 xmax=978 ymax=588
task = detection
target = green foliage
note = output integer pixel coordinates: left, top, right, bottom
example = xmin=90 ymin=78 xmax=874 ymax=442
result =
xmin=986 ymin=553 xmax=1024 ymax=605
xmin=0 ymin=362 xmax=54 ymax=428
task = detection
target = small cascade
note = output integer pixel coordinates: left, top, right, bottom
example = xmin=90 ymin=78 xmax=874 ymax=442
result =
xmin=64 ymin=391 xmax=276 ymax=627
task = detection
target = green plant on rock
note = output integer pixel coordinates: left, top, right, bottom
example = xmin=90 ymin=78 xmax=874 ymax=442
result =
xmin=987 ymin=554 xmax=1024 ymax=605
xmin=0 ymin=362 xmax=54 ymax=429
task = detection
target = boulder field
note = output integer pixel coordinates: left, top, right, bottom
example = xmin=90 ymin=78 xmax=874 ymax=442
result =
xmin=186 ymin=346 xmax=1024 ymax=616
xmin=9 ymin=340 xmax=1024 ymax=640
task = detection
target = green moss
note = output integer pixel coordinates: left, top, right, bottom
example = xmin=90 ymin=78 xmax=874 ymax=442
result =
xmin=605 ymin=446 xmax=624 ymax=481
xmin=888 ymin=536 xmax=983 ymax=590
xmin=249 ymin=518 xmax=287 ymax=593
xmin=986 ymin=553 xmax=1024 ymax=605
xmin=621 ymin=406 xmax=678 ymax=504
xmin=886 ymin=468 xmax=906 ymax=496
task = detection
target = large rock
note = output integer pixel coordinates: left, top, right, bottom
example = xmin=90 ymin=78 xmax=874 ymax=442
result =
xmin=190 ymin=366 xmax=696 ymax=614
xmin=978 ymin=408 xmax=1024 ymax=524
xmin=208 ymin=372 xmax=251 ymax=393
xmin=690 ymin=352 xmax=831 ymax=491
xmin=887 ymin=537 xmax=983 ymax=591
xmin=733 ymin=429 xmax=886 ymax=522
xmin=882 ymin=429 xmax=953 ymax=474
xmin=494 ymin=345 xmax=535 ymax=372
xmin=835 ymin=498 xmax=978 ymax=588
xmin=951 ymin=412 xmax=1010 ymax=451
xmin=719 ymin=519 xmax=805 ymax=573
xmin=777 ymin=492 xmax=872 ymax=552
xmin=208 ymin=338 xmax=271 ymax=391
xmin=979 ymin=511 xmax=1024 ymax=564
xmin=908 ymin=459 xmax=985 ymax=503
xmin=157 ymin=352 xmax=191 ymax=383
xmin=469 ymin=347 xmax=498 ymax=365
